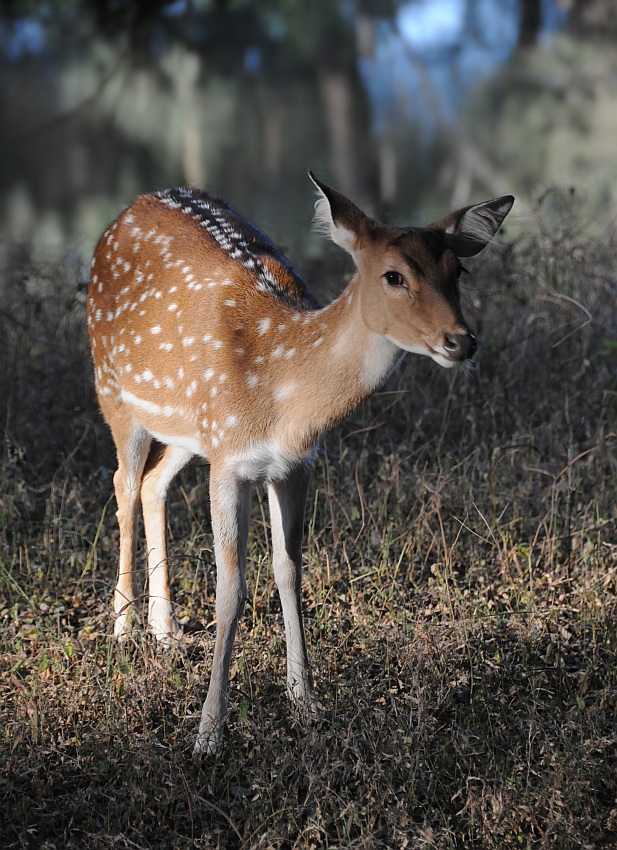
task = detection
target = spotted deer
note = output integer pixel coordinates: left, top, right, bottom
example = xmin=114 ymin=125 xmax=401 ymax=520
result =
xmin=87 ymin=173 xmax=513 ymax=754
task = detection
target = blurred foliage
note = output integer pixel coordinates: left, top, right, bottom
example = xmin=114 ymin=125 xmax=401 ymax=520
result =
xmin=0 ymin=0 xmax=616 ymax=277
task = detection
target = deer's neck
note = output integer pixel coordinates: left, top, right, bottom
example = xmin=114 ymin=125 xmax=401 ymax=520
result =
xmin=271 ymin=278 xmax=402 ymax=455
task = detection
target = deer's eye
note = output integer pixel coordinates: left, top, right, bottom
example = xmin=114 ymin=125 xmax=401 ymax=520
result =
xmin=384 ymin=271 xmax=404 ymax=287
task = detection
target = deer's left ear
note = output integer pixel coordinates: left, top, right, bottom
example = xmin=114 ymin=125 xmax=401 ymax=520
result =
xmin=433 ymin=195 xmax=515 ymax=257
xmin=308 ymin=171 xmax=372 ymax=258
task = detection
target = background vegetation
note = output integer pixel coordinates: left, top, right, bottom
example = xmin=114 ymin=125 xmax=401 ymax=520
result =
xmin=1 ymin=0 xmax=617 ymax=269
xmin=1 ymin=188 xmax=616 ymax=848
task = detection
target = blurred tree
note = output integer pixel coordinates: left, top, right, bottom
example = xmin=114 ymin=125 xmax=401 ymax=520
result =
xmin=519 ymin=0 xmax=542 ymax=46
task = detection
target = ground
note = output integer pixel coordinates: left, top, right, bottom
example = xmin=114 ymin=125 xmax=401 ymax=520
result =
xmin=1 ymin=190 xmax=616 ymax=848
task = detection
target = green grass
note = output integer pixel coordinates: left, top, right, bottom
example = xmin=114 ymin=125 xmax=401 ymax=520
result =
xmin=1 ymin=189 xmax=616 ymax=848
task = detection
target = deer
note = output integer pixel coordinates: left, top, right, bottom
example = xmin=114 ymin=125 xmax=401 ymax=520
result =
xmin=87 ymin=172 xmax=513 ymax=755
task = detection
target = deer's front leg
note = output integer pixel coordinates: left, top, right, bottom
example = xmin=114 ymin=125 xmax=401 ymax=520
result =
xmin=194 ymin=474 xmax=251 ymax=756
xmin=268 ymin=460 xmax=317 ymax=715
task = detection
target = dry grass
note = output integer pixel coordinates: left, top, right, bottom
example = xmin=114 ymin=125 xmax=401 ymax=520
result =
xmin=1 ymin=190 xmax=617 ymax=848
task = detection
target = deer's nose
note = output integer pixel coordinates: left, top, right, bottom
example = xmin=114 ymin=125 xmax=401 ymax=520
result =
xmin=444 ymin=331 xmax=477 ymax=361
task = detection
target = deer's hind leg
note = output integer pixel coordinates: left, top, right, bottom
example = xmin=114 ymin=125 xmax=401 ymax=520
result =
xmin=140 ymin=443 xmax=193 ymax=643
xmin=110 ymin=418 xmax=152 ymax=640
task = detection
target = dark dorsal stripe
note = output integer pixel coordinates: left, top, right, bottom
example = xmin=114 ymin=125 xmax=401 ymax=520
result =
xmin=154 ymin=187 xmax=318 ymax=310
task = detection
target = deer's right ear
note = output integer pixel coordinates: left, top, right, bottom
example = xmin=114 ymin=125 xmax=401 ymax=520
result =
xmin=435 ymin=195 xmax=515 ymax=257
xmin=308 ymin=171 xmax=370 ymax=257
